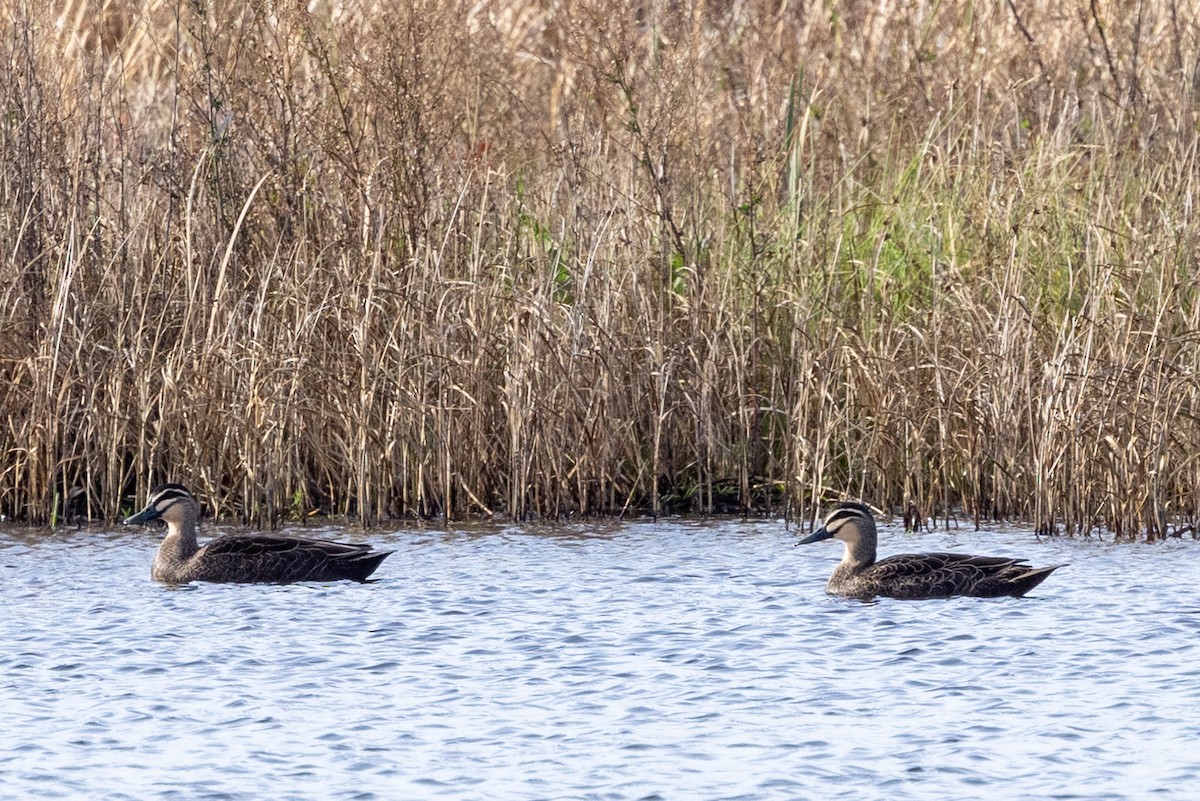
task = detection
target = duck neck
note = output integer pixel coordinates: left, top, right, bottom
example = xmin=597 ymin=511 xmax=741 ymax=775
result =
xmin=158 ymin=516 xmax=200 ymax=564
xmin=840 ymin=538 xmax=876 ymax=572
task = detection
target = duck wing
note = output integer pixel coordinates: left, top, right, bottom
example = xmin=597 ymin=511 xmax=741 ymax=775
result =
xmin=872 ymin=552 xmax=1021 ymax=574
xmin=193 ymin=534 xmax=392 ymax=583
xmin=866 ymin=553 xmax=1053 ymax=599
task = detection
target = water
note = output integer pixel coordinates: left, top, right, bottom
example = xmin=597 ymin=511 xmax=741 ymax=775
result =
xmin=1 ymin=517 xmax=1198 ymax=800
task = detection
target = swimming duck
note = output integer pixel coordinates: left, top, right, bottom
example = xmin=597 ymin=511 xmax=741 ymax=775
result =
xmin=797 ymin=501 xmax=1063 ymax=599
xmin=124 ymin=483 xmax=392 ymax=584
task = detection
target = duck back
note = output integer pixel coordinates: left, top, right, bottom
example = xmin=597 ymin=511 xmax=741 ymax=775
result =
xmin=183 ymin=534 xmax=392 ymax=583
xmin=832 ymin=552 xmax=1062 ymax=600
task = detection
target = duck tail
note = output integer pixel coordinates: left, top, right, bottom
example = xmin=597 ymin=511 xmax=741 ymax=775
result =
xmin=345 ymin=550 xmax=393 ymax=582
xmin=1009 ymin=564 xmax=1066 ymax=596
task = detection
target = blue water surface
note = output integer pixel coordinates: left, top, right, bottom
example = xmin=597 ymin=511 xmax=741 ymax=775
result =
xmin=0 ymin=516 xmax=1196 ymax=800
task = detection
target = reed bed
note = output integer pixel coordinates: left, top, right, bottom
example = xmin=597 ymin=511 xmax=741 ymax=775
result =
xmin=2 ymin=0 xmax=1200 ymax=537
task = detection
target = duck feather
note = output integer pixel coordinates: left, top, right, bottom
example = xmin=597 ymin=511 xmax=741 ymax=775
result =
xmin=124 ymin=484 xmax=392 ymax=584
xmin=800 ymin=502 xmax=1063 ymax=600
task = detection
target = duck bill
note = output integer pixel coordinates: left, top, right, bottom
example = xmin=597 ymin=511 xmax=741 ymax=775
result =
xmin=796 ymin=527 xmax=833 ymax=545
xmin=123 ymin=506 xmax=161 ymax=525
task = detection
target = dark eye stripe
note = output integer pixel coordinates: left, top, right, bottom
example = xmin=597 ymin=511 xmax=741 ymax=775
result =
xmin=154 ymin=497 xmax=181 ymax=513
xmin=823 ymin=503 xmax=873 ymax=531
xmin=147 ymin=484 xmax=193 ymax=508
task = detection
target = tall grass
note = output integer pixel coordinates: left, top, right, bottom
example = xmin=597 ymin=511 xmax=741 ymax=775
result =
xmin=2 ymin=0 xmax=1200 ymax=537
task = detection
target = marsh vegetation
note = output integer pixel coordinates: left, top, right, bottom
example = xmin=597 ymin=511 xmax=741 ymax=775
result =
xmin=2 ymin=0 xmax=1200 ymax=537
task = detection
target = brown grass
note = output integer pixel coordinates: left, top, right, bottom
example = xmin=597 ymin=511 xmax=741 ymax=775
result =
xmin=2 ymin=0 xmax=1200 ymax=538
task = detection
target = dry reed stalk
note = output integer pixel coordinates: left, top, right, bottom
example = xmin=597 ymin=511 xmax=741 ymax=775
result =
xmin=1 ymin=0 xmax=1200 ymax=538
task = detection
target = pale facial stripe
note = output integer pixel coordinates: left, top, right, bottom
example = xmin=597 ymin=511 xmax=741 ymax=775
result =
xmin=823 ymin=504 xmax=872 ymax=534
xmin=147 ymin=486 xmax=193 ymax=513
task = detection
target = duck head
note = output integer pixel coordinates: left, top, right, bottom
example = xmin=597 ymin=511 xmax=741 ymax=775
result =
xmin=123 ymin=483 xmax=199 ymax=531
xmin=798 ymin=501 xmax=878 ymax=567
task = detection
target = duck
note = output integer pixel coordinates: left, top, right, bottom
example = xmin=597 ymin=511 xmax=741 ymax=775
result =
xmin=123 ymin=483 xmax=392 ymax=584
xmin=797 ymin=501 xmax=1063 ymax=599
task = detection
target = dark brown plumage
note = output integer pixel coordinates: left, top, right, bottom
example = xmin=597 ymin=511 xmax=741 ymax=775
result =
xmin=124 ymin=484 xmax=391 ymax=584
xmin=797 ymin=501 xmax=1063 ymax=599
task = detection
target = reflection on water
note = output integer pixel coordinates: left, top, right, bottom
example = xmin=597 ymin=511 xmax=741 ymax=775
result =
xmin=1 ymin=518 xmax=1198 ymax=800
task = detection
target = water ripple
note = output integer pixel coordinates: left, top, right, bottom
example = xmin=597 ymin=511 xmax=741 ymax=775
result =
xmin=0 ymin=521 xmax=1197 ymax=799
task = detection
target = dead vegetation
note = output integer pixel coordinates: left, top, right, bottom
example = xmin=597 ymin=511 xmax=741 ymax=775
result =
xmin=2 ymin=0 xmax=1200 ymax=537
